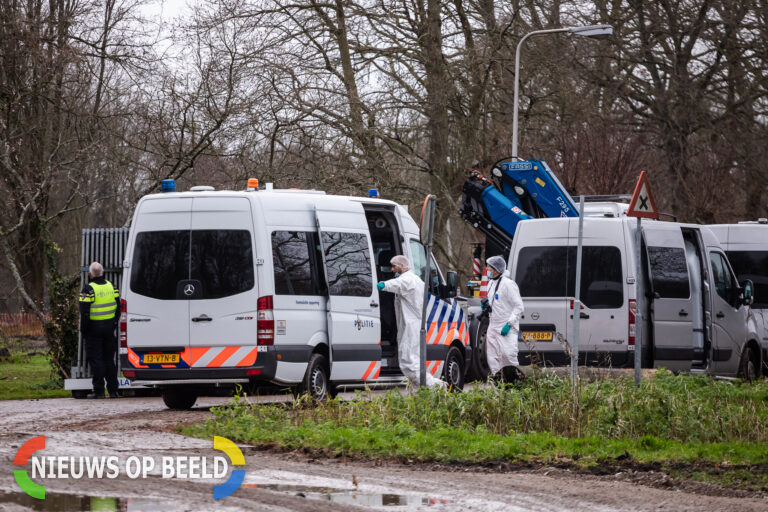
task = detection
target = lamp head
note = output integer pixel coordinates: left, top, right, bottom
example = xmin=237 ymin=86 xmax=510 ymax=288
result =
xmin=568 ymin=24 xmax=613 ymax=39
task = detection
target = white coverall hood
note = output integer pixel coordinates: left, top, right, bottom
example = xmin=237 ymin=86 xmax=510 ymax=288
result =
xmin=486 ymin=255 xmax=507 ymax=275
xmin=485 ymin=275 xmax=524 ymax=376
xmin=381 ymin=270 xmax=444 ymax=388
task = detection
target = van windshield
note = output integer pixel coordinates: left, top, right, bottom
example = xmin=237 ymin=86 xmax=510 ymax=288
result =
xmin=131 ymin=230 xmax=254 ymax=300
xmin=726 ymin=251 xmax=768 ymax=308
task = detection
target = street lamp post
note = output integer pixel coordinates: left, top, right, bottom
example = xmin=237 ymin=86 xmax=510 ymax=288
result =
xmin=511 ymin=24 xmax=613 ymax=159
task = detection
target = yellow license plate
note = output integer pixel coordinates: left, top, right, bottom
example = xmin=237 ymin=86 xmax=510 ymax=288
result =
xmin=143 ymin=353 xmax=180 ymax=364
xmin=522 ymin=331 xmax=553 ymax=341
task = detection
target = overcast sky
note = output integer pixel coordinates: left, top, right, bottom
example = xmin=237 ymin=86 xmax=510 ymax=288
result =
xmin=142 ymin=0 xmax=191 ymax=22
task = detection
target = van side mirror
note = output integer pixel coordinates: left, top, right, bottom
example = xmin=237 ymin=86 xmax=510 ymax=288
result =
xmin=444 ymin=271 xmax=459 ymax=299
xmin=740 ymin=279 xmax=754 ymax=306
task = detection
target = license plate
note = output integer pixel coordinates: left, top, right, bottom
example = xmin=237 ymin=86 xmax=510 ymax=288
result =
xmin=522 ymin=331 xmax=553 ymax=341
xmin=143 ymin=353 xmax=180 ymax=364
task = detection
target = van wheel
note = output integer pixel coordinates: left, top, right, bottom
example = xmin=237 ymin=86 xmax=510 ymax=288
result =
xmin=162 ymin=390 xmax=197 ymax=410
xmin=468 ymin=316 xmax=490 ymax=381
xmin=443 ymin=346 xmax=465 ymax=392
xmin=295 ymin=353 xmax=335 ymax=401
xmin=738 ymin=347 xmax=758 ymax=381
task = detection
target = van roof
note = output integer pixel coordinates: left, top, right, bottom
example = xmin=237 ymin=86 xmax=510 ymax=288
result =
xmin=709 ymin=223 xmax=768 ymax=249
xmin=518 ymin=214 xmax=722 ymax=239
xmin=140 ymin=188 xmax=401 ymax=208
xmin=582 ymin=202 xmax=629 ymax=218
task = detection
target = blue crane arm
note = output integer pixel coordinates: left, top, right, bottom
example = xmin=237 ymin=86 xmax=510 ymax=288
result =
xmin=494 ymin=159 xmax=578 ymax=219
xmin=459 ymin=158 xmax=578 ymax=257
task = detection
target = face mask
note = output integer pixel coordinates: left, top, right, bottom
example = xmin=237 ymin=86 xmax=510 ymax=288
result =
xmin=395 ymin=272 xmax=401 ymax=277
xmin=431 ymin=276 xmax=439 ymax=286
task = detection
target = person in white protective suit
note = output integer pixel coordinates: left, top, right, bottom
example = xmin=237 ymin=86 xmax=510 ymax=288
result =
xmin=377 ymin=255 xmax=445 ymax=388
xmin=483 ymin=255 xmax=524 ymax=380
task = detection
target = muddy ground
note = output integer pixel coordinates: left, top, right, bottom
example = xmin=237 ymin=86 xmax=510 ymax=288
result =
xmin=0 ymin=395 xmax=766 ymax=511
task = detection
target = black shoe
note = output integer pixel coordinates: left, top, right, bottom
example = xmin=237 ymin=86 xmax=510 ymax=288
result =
xmin=87 ymin=393 xmax=106 ymax=399
xmin=108 ymin=393 xmax=121 ymax=399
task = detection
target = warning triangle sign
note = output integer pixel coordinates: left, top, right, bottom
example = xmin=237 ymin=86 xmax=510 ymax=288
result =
xmin=627 ymin=171 xmax=659 ymax=219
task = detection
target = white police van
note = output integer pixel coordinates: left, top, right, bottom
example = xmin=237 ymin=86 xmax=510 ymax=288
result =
xmin=709 ymin=220 xmax=768 ymax=377
xmin=506 ymin=208 xmax=760 ymax=377
xmin=120 ymin=180 xmax=470 ymax=409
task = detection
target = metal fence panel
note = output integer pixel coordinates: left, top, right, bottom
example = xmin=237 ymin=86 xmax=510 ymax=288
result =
xmin=71 ymin=228 xmax=130 ymax=379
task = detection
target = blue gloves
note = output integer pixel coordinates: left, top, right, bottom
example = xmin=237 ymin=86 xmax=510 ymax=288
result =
xmin=501 ymin=323 xmax=511 ymax=336
xmin=377 ymin=282 xmax=385 ymax=291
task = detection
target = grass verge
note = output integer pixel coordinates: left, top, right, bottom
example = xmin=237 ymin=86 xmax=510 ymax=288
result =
xmin=0 ymin=352 xmax=69 ymax=400
xmin=182 ymin=371 xmax=768 ymax=492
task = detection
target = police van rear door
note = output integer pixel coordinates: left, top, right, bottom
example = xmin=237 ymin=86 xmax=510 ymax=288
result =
xmin=511 ymin=220 xmax=570 ymax=365
xmin=125 ymin=197 xmax=192 ymax=367
xmin=315 ymin=200 xmax=382 ymax=381
xmin=568 ymin=219 xmax=628 ymax=366
xmin=187 ymin=197 xmax=259 ymax=369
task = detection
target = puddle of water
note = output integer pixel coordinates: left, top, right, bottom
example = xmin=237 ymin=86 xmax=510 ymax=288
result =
xmin=1 ymin=486 xmax=452 ymax=511
xmin=0 ymin=491 xmax=180 ymax=512
xmin=241 ymin=483 xmax=452 ymax=508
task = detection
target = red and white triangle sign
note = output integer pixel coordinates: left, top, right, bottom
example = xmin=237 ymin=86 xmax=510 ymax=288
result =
xmin=627 ymin=171 xmax=659 ymax=219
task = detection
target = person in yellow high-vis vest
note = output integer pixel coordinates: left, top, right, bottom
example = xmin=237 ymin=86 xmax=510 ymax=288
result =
xmin=79 ymin=262 xmax=121 ymax=398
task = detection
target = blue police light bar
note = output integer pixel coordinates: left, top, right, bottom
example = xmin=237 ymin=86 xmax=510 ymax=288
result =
xmin=161 ymin=179 xmax=176 ymax=192
xmin=368 ymin=188 xmax=379 ymax=198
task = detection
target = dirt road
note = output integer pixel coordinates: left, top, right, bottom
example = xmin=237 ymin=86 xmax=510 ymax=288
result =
xmin=0 ymin=395 xmax=766 ymax=511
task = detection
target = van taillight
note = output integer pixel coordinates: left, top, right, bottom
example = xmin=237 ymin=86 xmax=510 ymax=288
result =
xmin=628 ymin=300 xmax=637 ymax=348
xmin=257 ymin=295 xmax=274 ymax=346
xmin=119 ymin=299 xmax=127 ymax=348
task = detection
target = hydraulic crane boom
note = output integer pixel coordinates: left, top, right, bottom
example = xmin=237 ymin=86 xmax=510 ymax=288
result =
xmin=459 ymin=158 xmax=578 ymax=257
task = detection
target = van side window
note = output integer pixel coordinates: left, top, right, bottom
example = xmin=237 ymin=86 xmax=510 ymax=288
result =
xmin=130 ymin=230 xmax=190 ymax=300
xmin=190 ymin=230 xmax=254 ymax=299
xmin=648 ymin=247 xmax=690 ymax=299
xmin=272 ymin=231 xmax=323 ymax=296
xmin=321 ymin=232 xmax=372 ymax=296
xmin=516 ymin=246 xmax=569 ymax=297
xmin=410 ymin=241 xmax=444 ymax=295
xmin=710 ymin=252 xmax=736 ymax=303
xmin=409 ymin=240 xmax=427 ymax=282
xmin=726 ymin=251 xmax=768 ymax=308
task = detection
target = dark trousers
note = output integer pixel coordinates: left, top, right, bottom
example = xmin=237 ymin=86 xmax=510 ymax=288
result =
xmin=85 ymin=331 xmax=118 ymax=395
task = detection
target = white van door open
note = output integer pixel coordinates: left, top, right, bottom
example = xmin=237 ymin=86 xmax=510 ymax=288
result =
xmin=315 ymin=202 xmax=382 ymax=381
xmin=644 ymin=225 xmax=693 ymax=372
xmin=187 ymin=197 xmax=259 ymax=367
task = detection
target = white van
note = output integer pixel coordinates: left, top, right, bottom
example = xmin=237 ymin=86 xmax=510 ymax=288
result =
xmin=120 ymin=183 xmax=470 ymax=409
xmin=505 ymin=214 xmax=761 ymax=377
xmin=709 ymin=220 xmax=768 ymax=377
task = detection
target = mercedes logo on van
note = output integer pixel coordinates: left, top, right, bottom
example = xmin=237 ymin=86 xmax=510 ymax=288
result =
xmin=183 ymin=284 xmax=195 ymax=296
xmin=531 ymin=312 xmax=540 ymax=320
